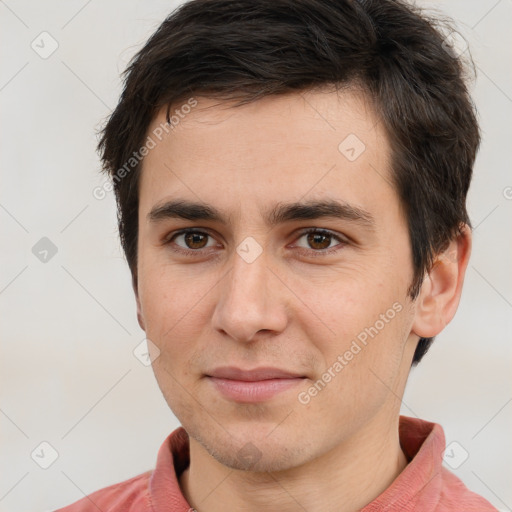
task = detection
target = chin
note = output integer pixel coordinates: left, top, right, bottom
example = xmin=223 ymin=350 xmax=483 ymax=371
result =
xmin=193 ymin=426 xmax=312 ymax=473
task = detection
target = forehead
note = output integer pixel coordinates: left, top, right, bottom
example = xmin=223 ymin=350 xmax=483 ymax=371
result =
xmin=139 ymin=88 xmax=398 ymax=225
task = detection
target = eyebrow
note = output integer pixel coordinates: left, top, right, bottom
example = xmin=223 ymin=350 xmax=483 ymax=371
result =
xmin=148 ymin=198 xmax=375 ymax=229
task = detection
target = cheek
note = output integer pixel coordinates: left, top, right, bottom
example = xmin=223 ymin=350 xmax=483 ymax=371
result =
xmin=137 ymin=265 xmax=207 ymax=360
xmin=139 ymin=254 xmax=211 ymax=317
xmin=300 ymin=267 xmax=402 ymax=340
xmin=301 ymin=313 xmax=410 ymax=435
xmin=301 ymin=271 xmax=409 ymax=383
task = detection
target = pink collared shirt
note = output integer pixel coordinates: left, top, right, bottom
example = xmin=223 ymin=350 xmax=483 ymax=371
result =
xmin=56 ymin=416 xmax=498 ymax=511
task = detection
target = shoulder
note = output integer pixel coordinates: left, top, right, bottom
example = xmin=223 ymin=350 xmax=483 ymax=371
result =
xmin=54 ymin=470 xmax=153 ymax=512
xmin=438 ymin=467 xmax=499 ymax=511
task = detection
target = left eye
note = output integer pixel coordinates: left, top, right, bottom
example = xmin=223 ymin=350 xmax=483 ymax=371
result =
xmin=294 ymin=229 xmax=345 ymax=253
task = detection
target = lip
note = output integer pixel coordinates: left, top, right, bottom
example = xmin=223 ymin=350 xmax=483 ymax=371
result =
xmin=207 ymin=366 xmax=305 ymax=381
xmin=206 ymin=366 xmax=306 ymax=403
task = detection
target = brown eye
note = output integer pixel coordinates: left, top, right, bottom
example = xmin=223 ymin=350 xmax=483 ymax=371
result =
xmin=306 ymin=232 xmax=332 ymax=250
xmin=169 ymin=230 xmax=216 ymax=253
xmin=293 ymin=228 xmax=347 ymax=256
xmin=183 ymin=231 xmax=209 ymax=249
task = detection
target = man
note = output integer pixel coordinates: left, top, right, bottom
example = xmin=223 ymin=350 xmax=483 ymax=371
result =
xmin=58 ymin=0 xmax=498 ymax=510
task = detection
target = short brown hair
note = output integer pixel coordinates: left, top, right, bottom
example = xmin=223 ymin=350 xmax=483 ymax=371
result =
xmin=98 ymin=0 xmax=480 ymax=365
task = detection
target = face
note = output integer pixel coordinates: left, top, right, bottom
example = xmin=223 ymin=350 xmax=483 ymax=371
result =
xmin=135 ymin=88 xmax=420 ymax=472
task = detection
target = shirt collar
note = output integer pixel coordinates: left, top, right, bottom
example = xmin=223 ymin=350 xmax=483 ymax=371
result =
xmin=149 ymin=415 xmax=445 ymax=511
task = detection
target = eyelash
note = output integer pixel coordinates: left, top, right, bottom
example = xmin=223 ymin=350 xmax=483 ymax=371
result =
xmin=164 ymin=228 xmax=347 ymax=258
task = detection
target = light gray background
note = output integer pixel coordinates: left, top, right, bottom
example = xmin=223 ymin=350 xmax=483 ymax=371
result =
xmin=1 ymin=1 xmax=511 ymax=510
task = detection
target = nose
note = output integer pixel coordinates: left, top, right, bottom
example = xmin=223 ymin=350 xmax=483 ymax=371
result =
xmin=211 ymin=246 xmax=288 ymax=343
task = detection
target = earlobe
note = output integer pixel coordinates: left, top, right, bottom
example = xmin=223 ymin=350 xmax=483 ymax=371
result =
xmin=411 ymin=225 xmax=472 ymax=339
xmin=132 ymin=272 xmax=146 ymax=332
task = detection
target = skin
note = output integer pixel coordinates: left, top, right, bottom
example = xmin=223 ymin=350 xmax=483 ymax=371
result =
xmin=134 ymin=87 xmax=471 ymax=512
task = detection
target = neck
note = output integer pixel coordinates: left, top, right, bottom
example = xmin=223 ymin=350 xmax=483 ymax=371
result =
xmin=179 ymin=415 xmax=408 ymax=512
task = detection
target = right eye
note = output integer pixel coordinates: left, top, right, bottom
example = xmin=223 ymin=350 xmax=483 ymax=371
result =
xmin=165 ymin=229 xmax=219 ymax=256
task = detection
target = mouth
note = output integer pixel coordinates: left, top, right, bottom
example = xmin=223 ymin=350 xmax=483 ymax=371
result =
xmin=205 ymin=366 xmax=307 ymax=403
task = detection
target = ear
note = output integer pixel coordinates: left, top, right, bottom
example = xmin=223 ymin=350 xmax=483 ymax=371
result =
xmin=411 ymin=224 xmax=472 ymax=338
xmin=132 ymin=271 xmax=146 ymax=332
